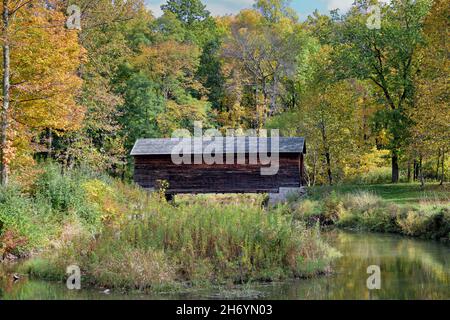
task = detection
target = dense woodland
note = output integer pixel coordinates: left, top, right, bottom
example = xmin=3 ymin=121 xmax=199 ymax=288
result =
xmin=0 ymin=0 xmax=448 ymax=187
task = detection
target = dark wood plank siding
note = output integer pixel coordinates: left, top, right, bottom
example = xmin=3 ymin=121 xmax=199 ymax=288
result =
xmin=133 ymin=153 xmax=303 ymax=194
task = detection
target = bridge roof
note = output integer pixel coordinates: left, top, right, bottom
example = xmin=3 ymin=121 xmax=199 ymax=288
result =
xmin=131 ymin=137 xmax=306 ymax=156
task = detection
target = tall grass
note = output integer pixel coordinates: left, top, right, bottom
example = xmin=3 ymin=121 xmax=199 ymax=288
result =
xmin=292 ymin=191 xmax=450 ymax=241
xmin=6 ymin=162 xmax=338 ymax=291
xmin=24 ymin=198 xmax=338 ymax=290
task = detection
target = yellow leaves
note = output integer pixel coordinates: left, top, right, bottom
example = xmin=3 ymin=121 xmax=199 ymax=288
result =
xmin=344 ymin=148 xmax=390 ymax=178
xmin=2 ymin=3 xmax=86 ymax=169
xmin=410 ymin=0 xmax=450 ymax=153
xmin=134 ymin=40 xmax=204 ymax=99
xmin=378 ymin=129 xmax=391 ymax=146
xmin=82 ymin=179 xmax=124 ymax=228
xmin=215 ymin=15 xmax=233 ymax=36
xmin=156 ymin=100 xmax=208 ymax=136
xmin=235 ymin=9 xmax=264 ymax=29
xmin=135 ymin=40 xmax=200 ymax=80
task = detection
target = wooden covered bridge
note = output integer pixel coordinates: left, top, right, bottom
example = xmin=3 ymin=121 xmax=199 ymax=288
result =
xmin=131 ymin=137 xmax=306 ymax=199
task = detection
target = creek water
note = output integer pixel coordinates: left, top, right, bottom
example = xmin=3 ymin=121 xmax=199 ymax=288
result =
xmin=1 ymin=231 xmax=449 ymax=300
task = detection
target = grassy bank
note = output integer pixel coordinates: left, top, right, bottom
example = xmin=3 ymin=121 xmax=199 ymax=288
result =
xmin=290 ymin=184 xmax=450 ymax=242
xmin=307 ymin=183 xmax=450 ymax=204
xmin=1 ymin=163 xmax=338 ymax=292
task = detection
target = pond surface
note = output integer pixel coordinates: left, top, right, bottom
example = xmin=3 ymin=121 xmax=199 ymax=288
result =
xmin=1 ymin=231 xmax=449 ymax=300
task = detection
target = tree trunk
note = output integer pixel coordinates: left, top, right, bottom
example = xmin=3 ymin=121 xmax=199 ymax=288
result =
xmin=325 ymin=151 xmax=333 ymax=186
xmin=312 ymin=154 xmax=317 ymax=187
xmin=47 ymin=129 xmax=53 ymax=159
xmin=419 ymin=156 xmax=425 ymax=188
xmin=319 ymin=121 xmax=333 ymax=186
xmin=413 ymin=159 xmax=417 ymax=181
xmin=1 ymin=0 xmax=10 ymax=186
xmin=436 ymin=150 xmax=441 ymax=181
xmin=392 ymin=153 xmax=399 ymax=183
xmin=441 ymin=151 xmax=446 ymax=185
xmin=407 ymin=159 xmax=412 ymax=183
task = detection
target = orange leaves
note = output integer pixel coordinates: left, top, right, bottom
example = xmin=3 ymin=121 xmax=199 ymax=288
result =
xmin=0 ymin=229 xmax=28 ymax=259
xmin=2 ymin=3 xmax=86 ymax=169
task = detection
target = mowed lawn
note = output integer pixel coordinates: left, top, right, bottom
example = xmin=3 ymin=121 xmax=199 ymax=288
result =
xmin=309 ymin=183 xmax=450 ymax=205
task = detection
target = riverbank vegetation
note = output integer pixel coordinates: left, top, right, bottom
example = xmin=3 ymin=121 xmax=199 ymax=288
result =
xmin=1 ymin=163 xmax=338 ymax=291
xmin=290 ymin=185 xmax=449 ymax=242
xmin=2 ymin=162 xmax=447 ymax=292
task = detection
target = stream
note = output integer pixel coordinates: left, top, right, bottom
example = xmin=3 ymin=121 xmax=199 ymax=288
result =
xmin=1 ymin=231 xmax=449 ymax=300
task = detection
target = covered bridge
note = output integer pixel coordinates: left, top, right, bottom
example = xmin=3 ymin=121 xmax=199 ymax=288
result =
xmin=131 ymin=137 xmax=306 ymax=196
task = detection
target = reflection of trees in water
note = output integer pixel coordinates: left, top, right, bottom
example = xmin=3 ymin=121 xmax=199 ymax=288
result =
xmin=257 ymin=232 xmax=449 ymax=300
xmin=336 ymin=232 xmax=449 ymax=281
xmin=330 ymin=232 xmax=449 ymax=299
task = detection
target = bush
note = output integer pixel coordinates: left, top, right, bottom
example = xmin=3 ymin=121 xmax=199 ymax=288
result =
xmin=343 ymin=191 xmax=383 ymax=211
xmin=396 ymin=206 xmax=450 ymax=240
xmin=33 ymin=163 xmax=103 ymax=231
xmin=0 ymin=185 xmax=44 ymax=255
xmin=0 ymin=163 xmax=110 ymax=256
xmin=293 ymin=199 xmax=323 ymax=225
xmin=323 ymin=192 xmax=346 ymax=225
xmin=82 ymin=179 xmax=124 ymax=228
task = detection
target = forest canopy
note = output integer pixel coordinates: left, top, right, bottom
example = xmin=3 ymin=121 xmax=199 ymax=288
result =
xmin=1 ymin=0 xmax=448 ymax=186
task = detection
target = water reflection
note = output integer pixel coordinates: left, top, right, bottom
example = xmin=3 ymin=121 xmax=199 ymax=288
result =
xmin=1 ymin=231 xmax=449 ymax=300
xmin=257 ymin=231 xmax=450 ymax=300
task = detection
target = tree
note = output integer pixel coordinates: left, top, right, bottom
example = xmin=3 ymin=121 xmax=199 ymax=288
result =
xmin=409 ymin=0 xmax=449 ymax=185
xmin=54 ymin=0 xmax=151 ymax=174
xmin=117 ymin=71 xmax=164 ymax=150
xmin=134 ymin=39 xmax=202 ymax=100
xmin=254 ymin=0 xmax=298 ymax=24
xmin=1 ymin=0 xmax=11 ymax=185
xmin=220 ymin=8 xmax=305 ymax=128
xmin=294 ymin=46 xmax=370 ymax=186
xmin=1 ymin=1 xmax=85 ymax=184
xmin=161 ymin=0 xmax=210 ymax=26
xmin=335 ymin=0 xmax=431 ymax=183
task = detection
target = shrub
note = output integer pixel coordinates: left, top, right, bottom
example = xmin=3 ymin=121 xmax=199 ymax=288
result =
xmin=82 ymin=179 xmax=124 ymax=228
xmin=33 ymin=163 xmax=81 ymax=213
xmin=323 ymin=192 xmax=346 ymax=225
xmin=33 ymin=163 xmax=102 ymax=231
xmin=0 ymin=229 xmax=28 ymax=259
xmin=292 ymin=200 xmax=323 ymax=226
xmin=340 ymin=192 xmax=399 ymax=233
xmin=396 ymin=206 xmax=450 ymax=240
xmin=0 ymin=185 xmax=44 ymax=255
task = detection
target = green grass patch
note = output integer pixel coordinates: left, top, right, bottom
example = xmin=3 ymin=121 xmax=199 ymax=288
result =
xmin=308 ymin=183 xmax=449 ymax=205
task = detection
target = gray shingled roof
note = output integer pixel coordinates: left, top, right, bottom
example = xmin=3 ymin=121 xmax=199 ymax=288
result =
xmin=131 ymin=137 xmax=306 ymax=155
